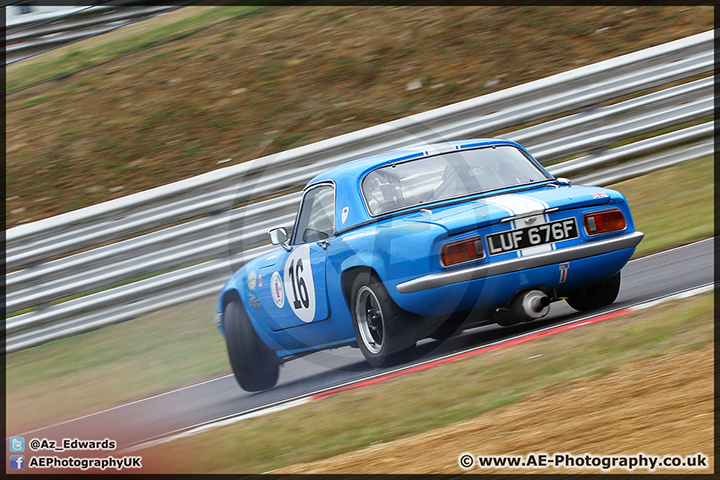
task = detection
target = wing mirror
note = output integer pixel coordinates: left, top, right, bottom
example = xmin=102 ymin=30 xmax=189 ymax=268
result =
xmin=269 ymin=227 xmax=291 ymax=251
xmin=556 ymin=177 xmax=572 ymax=185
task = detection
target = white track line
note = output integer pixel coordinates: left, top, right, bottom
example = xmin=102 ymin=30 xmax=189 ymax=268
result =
xmin=123 ymin=281 xmax=714 ymax=452
xmin=629 ymin=283 xmax=713 ymax=310
xmin=123 ymin=398 xmax=311 ymax=452
xmin=628 ymin=236 xmax=714 ymax=264
xmin=13 ymin=374 xmax=233 ymax=438
xmin=10 ymin=239 xmax=714 ymax=442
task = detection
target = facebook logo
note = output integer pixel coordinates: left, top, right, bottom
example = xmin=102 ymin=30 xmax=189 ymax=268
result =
xmin=9 ymin=437 xmax=24 ymax=452
xmin=9 ymin=455 xmax=25 ymax=470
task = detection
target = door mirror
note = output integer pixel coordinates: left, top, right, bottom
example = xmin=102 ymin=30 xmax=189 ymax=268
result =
xmin=269 ymin=227 xmax=290 ymax=251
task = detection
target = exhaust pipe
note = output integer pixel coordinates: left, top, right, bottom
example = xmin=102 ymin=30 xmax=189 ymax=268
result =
xmin=518 ymin=290 xmax=550 ymax=320
xmin=493 ymin=289 xmax=550 ymax=326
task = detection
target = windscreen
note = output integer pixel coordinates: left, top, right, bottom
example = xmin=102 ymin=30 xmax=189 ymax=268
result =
xmin=361 ymin=146 xmax=552 ymax=216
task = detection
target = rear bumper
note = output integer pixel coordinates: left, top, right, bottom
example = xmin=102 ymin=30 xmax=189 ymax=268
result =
xmin=396 ymin=231 xmax=644 ymax=294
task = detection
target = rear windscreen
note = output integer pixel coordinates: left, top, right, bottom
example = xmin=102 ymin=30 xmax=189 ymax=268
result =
xmin=362 ymin=146 xmax=551 ymax=216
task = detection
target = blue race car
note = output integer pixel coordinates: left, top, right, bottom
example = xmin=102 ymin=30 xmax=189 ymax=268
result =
xmin=215 ymin=139 xmax=643 ymax=391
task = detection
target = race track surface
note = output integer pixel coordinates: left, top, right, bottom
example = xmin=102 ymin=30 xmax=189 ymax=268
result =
xmin=13 ymin=238 xmax=714 ymax=450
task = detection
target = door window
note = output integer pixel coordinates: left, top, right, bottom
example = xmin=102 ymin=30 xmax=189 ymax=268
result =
xmin=293 ymin=184 xmax=335 ymax=244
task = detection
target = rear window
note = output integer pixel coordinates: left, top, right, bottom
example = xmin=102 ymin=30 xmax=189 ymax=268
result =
xmin=361 ymin=146 xmax=551 ymax=216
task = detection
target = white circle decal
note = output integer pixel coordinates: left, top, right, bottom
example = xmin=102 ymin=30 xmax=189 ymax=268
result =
xmin=271 ymin=271 xmax=284 ymax=308
xmin=283 ymin=244 xmax=316 ymax=323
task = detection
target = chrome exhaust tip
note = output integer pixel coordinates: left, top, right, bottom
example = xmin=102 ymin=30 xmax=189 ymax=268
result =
xmin=520 ymin=290 xmax=550 ymax=319
xmin=493 ymin=289 xmax=550 ymax=326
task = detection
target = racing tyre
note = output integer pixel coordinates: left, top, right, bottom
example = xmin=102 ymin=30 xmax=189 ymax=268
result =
xmin=566 ymin=271 xmax=621 ymax=312
xmin=224 ymin=300 xmax=279 ymax=391
xmin=351 ymin=271 xmax=417 ymax=367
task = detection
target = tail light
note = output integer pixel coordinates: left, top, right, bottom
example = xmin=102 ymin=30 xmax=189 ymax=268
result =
xmin=583 ymin=208 xmax=626 ymax=235
xmin=440 ymin=236 xmax=485 ymax=266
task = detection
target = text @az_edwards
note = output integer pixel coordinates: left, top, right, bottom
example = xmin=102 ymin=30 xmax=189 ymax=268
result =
xmin=28 ymin=437 xmax=116 ymax=452
xmin=8 ymin=437 xmax=143 ymax=472
xmin=458 ymin=452 xmax=709 ymax=471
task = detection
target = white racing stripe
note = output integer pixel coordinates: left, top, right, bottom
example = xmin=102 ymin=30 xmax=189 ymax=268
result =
xmin=12 ymin=238 xmax=714 ymax=451
xmin=514 ymin=194 xmax=553 ymax=256
xmin=482 ymin=194 xmax=552 ymax=257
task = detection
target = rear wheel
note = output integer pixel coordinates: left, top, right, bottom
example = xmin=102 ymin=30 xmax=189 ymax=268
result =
xmin=566 ymin=272 xmax=621 ymax=312
xmin=224 ymin=300 xmax=279 ymax=391
xmin=351 ymin=271 xmax=417 ymax=367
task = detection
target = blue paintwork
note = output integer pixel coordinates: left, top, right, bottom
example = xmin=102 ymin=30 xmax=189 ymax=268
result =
xmin=216 ymin=139 xmax=641 ymax=358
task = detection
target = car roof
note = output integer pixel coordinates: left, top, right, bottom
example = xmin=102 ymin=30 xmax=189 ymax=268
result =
xmin=307 ymin=138 xmax=524 ymax=188
xmin=304 ymin=138 xmax=537 ymax=233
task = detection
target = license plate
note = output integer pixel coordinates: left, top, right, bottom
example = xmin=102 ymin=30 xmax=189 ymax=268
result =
xmin=486 ymin=218 xmax=578 ymax=255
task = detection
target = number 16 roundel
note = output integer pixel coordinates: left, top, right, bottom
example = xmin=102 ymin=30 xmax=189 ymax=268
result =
xmin=283 ymin=244 xmax=316 ymax=323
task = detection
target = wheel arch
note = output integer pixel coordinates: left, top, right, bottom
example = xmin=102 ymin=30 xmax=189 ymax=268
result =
xmin=340 ymin=265 xmax=378 ymax=310
xmin=219 ymin=288 xmax=243 ymax=329
xmin=220 ymin=287 xmax=286 ymax=356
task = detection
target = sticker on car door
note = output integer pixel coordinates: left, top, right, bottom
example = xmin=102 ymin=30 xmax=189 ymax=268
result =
xmin=283 ymin=244 xmax=316 ymax=323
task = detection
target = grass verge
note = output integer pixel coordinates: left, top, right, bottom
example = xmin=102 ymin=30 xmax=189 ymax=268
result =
xmin=5 ymin=296 xmax=228 ymax=433
xmin=616 ymin=156 xmax=713 ymax=257
xmin=6 ymin=6 xmax=713 ymax=226
xmin=136 ymin=290 xmax=713 ymax=473
xmin=4 ymin=157 xmax=713 ymax=433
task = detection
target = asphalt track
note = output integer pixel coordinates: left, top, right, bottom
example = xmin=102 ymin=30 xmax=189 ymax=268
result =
xmin=12 ymin=237 xmax=714 ymax=451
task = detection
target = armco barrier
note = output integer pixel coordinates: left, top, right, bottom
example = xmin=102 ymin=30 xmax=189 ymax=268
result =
xmin=5 ymin=4 xmax=180 ymax=64
xmin=5 ymin=31 xmax=713 ymax=352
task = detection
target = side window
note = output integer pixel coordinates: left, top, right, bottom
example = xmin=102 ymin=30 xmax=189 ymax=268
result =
xmin=293 ymin=185 xmax=335 ymax=244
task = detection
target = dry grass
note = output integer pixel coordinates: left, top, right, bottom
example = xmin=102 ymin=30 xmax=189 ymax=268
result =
xmin=5 ymin=156 xmax=713 ymax=434
xmin=5 ymin=5 xmax=713 ymax=226
xmin=136 ymin=292 xmax=712 ymax=474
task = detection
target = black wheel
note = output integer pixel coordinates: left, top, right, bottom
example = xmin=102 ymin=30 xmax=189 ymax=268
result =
xmin=566 ymin=271 xmax=621 ymax=312
xmin=224 ymin=300 xmax=279 ymax=391
xmin=351 ymin=271 xmax=417 ymax=367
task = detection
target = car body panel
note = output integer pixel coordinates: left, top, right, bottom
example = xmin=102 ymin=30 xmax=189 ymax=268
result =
xmin=253 ymin=243 xmax=331 ymax=330
xmin=216 ymin=138 xmax=643 ymax=358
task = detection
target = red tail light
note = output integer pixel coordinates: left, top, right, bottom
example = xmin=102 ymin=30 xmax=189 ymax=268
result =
xmin=440 ymin=236 xmax=485 ymax=266
xmin=583 ymin=208 xmax=626 ymax=235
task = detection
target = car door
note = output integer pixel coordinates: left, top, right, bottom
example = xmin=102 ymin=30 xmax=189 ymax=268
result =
xmin=260 ymin=183 xmax=334 ymax=331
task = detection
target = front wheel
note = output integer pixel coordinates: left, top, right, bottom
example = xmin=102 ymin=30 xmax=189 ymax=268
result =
xmin=351 ymin=271 xmax=417 ymax=367
xmin=224 ymin=300 xmax=279 ymax=391
xmin=566 ymin=271 xmax=621 ymax=312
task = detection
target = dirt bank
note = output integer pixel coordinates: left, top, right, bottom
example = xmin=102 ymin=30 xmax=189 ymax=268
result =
xmin=275 ymin=345 xmax=714 ymax=474
xmin=6 ymin=6 xmax=713 ymax=226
